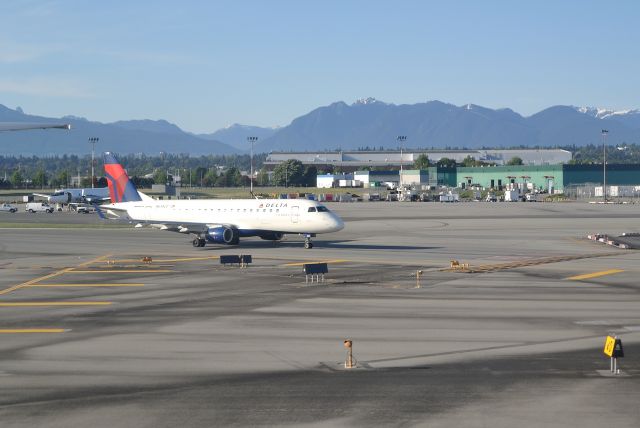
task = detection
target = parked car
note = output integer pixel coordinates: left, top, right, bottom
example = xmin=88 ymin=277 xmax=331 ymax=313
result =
xmin=25 ymin=202 xmax=54 ymax=213
xmin=0 ymin=203 xmax=18 ymax=213
xmin=76 ymin=205 xmax=96 ymax=214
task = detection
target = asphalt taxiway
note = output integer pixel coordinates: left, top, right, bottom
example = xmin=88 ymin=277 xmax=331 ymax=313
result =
xmin=0 ymin=202 xmax=639 ymax=427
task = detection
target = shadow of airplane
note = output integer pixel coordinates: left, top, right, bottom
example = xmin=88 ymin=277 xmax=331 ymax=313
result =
xmin=197 ymin=239 xmax=441 ymax=252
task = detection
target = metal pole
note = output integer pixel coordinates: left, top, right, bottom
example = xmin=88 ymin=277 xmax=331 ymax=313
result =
xmin=247 ymin=137 xmax=258 ymax=194
xmin=88 ymin=137 xmax=98 ymax=188
xmin=602 ymin=130 xmax=608 ymax=202
xmin=397 ymin=135 xmax=407 ymax=186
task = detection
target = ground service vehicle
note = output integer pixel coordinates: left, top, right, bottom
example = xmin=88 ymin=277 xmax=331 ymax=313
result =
xmin=25 ymin=202 xmax=54 ymax=213
xmin=0 ymin=203 xmax=18 ymax=213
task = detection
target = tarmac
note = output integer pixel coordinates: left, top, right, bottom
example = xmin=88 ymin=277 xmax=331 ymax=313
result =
xmin=1 ymin=201 xmax=639 ymax=427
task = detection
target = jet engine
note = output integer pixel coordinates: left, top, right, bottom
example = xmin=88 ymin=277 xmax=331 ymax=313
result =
xmin=259 ymin=232 xmax=284 ymax=241
xmin=206 ymin=226 xmax=239 ymax=245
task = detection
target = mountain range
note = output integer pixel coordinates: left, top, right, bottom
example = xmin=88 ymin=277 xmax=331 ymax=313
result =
xmin=2 ymin=99 xmax=640 ymax=156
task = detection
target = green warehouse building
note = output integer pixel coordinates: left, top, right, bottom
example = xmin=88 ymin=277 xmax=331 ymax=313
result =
xmin=453 ymin=164 xmax=640 ymax=193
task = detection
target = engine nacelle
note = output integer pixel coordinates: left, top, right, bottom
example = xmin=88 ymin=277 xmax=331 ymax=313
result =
xmin=206 ymin=226 xmax=239 ymax=245
xmin=259 ymin=231 xmax=284 ymax=241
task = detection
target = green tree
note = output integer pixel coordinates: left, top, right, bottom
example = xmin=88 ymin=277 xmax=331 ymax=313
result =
xmin=256 ymin=167 xmax=270 ymax=186
xmin=11 ymin=170 xmax=24 ymax=188
xmin=153 ymin=169 xmax=168 ymax=185
xmin=203 ymin=169 xmax=218 ymax=186
xmin=302 ymin=165 xmax=318 ymax=187
xmin=436 ymin=157 xmax=457 ymax=168
xmin=414 ymin=154 xmax=430 ymax=169
xmin=54 ymin=170 xmax=70 ymax=187
xmin=506 ymin=156 xmax=524 ymax=166
xmin=461 ymin=155 xmax=477 ymax=167
xmin=33 ymin=169 xmax=47 ymax=188
xmin=272 ymin=160 xmax=303 ymax=187
xmin=80 ymin=176 xmax=93 ymax=187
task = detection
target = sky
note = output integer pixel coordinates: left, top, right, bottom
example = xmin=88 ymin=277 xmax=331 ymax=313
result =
xmin=1 ymin=0 xmax=639 ymax=133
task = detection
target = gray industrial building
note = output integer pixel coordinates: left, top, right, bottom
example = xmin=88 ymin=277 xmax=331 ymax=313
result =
xmin=265 ymin=149 xmax=572 ymax=170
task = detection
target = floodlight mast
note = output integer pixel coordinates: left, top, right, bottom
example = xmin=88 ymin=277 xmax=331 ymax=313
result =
xmin=88 ymin=137 xmax=99 ymax=188
xmin=602 ymin=130 xmax=608 ymax=202
xmin=247 ymin=136 xmax=258 ymax=195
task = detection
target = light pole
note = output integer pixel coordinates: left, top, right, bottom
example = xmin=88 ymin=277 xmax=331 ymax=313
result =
xmin=397 ymin=135 xmax=407 ymax=186
xmin=247 ymin=136 xmax=258 ymax=194
xmin=88 ymin=137 xmax=99 ymax=188
xmin=602 ymin=129 xmax=608 ymax=202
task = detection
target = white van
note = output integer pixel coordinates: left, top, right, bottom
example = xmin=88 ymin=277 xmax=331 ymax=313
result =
xmin=25 ymin=202 xmax=54 ymax=213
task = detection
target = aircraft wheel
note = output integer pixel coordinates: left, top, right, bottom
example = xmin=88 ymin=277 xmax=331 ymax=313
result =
xmin=192 ymin=238 xmax=200 ymax=247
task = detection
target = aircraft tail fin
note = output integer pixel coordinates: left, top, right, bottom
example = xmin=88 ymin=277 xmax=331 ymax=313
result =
xmin=103 ymin=152 xmax=142 ymax=203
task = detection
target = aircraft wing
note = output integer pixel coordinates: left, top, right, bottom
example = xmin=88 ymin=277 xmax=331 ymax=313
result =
xmin=0 ymin=122 xmax=71 ymax=131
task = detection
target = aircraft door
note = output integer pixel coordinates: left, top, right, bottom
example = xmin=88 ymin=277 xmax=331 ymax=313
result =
xmin=290 ymin=205 xmax=299 ymax=223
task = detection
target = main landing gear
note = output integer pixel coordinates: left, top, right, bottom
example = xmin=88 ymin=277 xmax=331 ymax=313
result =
xmin=192 ymin=236 xmax=206 ymax=247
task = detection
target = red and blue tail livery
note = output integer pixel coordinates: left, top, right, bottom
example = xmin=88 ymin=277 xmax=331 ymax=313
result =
xmin=103 ymin=152 xmax=141 ymax=203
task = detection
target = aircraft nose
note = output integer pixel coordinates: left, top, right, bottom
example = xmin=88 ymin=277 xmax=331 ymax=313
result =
xmin=332 ymin=214 xmax=345 ymax=231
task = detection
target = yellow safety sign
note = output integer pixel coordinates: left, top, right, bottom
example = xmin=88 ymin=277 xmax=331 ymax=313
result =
xmin=604 ymin=336 xmax=616 ymax=357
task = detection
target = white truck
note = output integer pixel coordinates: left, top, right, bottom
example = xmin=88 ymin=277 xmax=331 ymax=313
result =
xmin=25 ymin=202 xmax=54 ymax=213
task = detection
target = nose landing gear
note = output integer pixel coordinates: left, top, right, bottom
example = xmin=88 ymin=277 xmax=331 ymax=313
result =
xmin=303 ymin=233 xmax=314 ymax=249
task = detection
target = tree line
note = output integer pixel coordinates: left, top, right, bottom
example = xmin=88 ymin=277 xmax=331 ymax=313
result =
xmin=1 ymin=145 xmax=639 ymax=189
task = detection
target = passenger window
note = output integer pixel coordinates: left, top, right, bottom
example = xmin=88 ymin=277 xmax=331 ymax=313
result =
xmin=308 ymin=207 xmax=317 ymax=212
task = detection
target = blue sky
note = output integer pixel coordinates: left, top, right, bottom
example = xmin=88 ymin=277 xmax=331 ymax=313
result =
xmin=1 ymin=0 xmax=638 ymax=133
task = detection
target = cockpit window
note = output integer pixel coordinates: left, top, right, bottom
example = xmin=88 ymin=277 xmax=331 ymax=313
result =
xmin=308 ymin=207 xmax=317 ymax=212
xmin=317 ymin=206 xmax=329 ymax=212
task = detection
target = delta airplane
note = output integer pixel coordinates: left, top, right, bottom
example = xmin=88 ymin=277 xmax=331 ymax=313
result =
xmin=100 ymin=152 xmax=344 ymax=249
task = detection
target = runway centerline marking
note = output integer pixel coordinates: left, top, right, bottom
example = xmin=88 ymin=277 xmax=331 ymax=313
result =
xmin=0 ymin=301 xmax=112 ymax=307
xmin=566 ymin=269 xmax=625 ymax=281
xmin=0 ymin=329 xmax=66 ymax=333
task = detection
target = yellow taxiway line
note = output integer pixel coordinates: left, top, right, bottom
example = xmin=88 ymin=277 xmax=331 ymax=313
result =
xmin=0 ymin=254 xmax=113 ymax=296
xmin=0 ymin=301 xmax=112 ymax=307
xmin=25 ymin=283 xmax=145 ymax=287
xmin=0 ymin=329 xmax=66 ymax=333
xmin=103 ymin=256 xmax=219 ymax=263
xmin=566 ymin=269 xmax=625 ymax=281
xmin=282 ymin=259 xmax=350 ymax=267
xmin=68 ymin=270 xmax=174 ymax=273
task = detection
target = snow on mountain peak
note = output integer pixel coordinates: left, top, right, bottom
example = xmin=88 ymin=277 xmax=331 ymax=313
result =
xmin=575 ymin=106 xmax=639 ymax=119
xmin=353 ymin=97 xmax=385 ymax=106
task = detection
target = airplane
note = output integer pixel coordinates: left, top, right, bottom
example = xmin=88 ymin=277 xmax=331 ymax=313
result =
xmin=99 ymin=152 xmax=344 ymax=249
xmin=0 ymin=123 xmax=71 ymax=131
xmin=33 ymin=187 xmax=111 ymax=205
